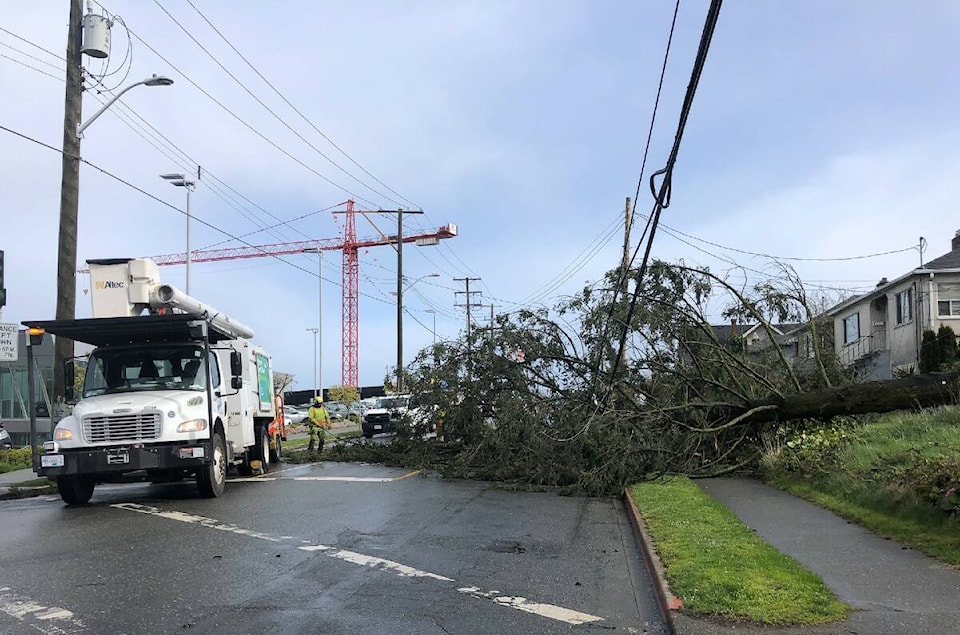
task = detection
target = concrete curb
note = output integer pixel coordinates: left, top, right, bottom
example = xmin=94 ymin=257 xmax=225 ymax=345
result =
xmin=622 ymin=488 xmax=682 ymax=632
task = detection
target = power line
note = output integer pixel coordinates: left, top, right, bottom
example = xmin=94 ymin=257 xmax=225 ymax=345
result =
xmin=0 ymin=40 xmax=64 ymax=71
xmin=87 ymin=84 xmax=311 ymax=246
xmin=0 ymin=122 xmax=397 ymax=305
xmin=507 ymin=213 xmax=624 ymax=309
xmin=653 ymin=218 xmax=918 ymax=262
xmin=152 ymin=0 xmax=404 ymax=208
xmin=629 ymin=0 xmax=680 ymax=224
xmin=17 ymin=57 xmax=274 ymax=241
xmin=603 ymin=0 xmax=724 ymax=406
xmin=0 ymin=52 xmax=62 ymax=81
xmin=0 ymin=26 xmax=64 ymax=61
xmin=90 ymin=1 xmax=381 ymax=209
xmin=2 ymin=18 xmax=484 ymax=287
xmin=182 ymin=0 xmax=421 ymax=210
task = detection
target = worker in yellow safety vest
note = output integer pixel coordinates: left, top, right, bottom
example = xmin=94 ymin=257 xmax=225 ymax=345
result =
xmin=307 ymin=396 xmax=331 ymax=454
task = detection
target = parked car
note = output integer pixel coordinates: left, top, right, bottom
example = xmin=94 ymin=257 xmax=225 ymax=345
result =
xmin=324 ymin=401 xmax=348 ymax=421
xmin=347 ymin=401 xmax=365 ymax=420
xmin=361 ymin=395 xmax=410 ymax=438
xmin=0 ymin=422 xmax=11 ymax=449
xmin=283 ymin=405 xmax=308 ymax=425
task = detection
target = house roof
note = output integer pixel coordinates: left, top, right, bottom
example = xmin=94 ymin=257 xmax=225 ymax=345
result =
xmin=923 ymin=246 xmax=960 ymax=270
xmin=827 ymin=244 xmax=960 ymax=316
xmin=709 ymin=323 xmax=797 ymax=343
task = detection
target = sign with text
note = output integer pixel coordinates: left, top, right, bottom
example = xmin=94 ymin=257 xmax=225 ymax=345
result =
xmin=0 ymin=323 xmax=17 ymax=361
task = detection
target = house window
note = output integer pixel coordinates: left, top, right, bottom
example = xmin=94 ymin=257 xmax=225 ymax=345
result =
xmin=843 ymin=314 xmax=860 ymax=345
xmin=938 ymin=282 xmax=960 ymax=317
xmin=896 ymin=289 xmax=913 ymax=325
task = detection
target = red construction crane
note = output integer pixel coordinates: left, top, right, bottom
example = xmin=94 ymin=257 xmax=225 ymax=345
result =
xmin=86 ymin=200 xmax=457 ymax=387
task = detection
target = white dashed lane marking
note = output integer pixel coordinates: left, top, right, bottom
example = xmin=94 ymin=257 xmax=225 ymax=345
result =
xmin=0 ymin=586 xmax=86 ymax=633
xmin=227 ymin=470 xmax=421 ymax=484
xmin=112 ymin=503 xmax=292 ymax=542
xmin=299 ymin=545 xmax=454 ymax=581
xmin=111 ymin=503 xmax=603 ymax=626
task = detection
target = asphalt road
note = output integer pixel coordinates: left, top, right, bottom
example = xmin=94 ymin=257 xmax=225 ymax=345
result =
xmin=0 ymin=461 xmax=668 ymax=634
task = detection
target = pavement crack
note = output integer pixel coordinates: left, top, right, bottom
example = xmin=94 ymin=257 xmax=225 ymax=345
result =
xmin=428 ymin=615 xmax=453 ymax=634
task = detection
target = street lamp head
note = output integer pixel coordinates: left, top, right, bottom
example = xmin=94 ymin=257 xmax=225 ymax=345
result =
xmin=160 ymin=173 xmax=195 ymax=188
xmin=144 ymin=74 xmax=174 ymax=87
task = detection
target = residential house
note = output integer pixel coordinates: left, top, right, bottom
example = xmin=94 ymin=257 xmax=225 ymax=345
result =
xmin=708 ymin=321 xmax=800 ymax=354
xmin=828 ymin=230 xmax=960 ymax=380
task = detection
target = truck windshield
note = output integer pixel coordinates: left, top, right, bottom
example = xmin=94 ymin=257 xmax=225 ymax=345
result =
xmin=375 ymin=397 xmax=408 ymax=409
xmin=82 ymin=345 xmax=206 ymax=398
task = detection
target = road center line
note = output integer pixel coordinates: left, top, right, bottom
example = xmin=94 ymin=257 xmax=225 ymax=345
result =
xmin=111 ymin=504 xmax=603 ymax=626
xmin=227 ymin=472 xmax=421 ymax=484
xmin=457 ymin=586 xmax=604 ymax=626
xmin=111 ymin=503 xmax=292 ymax=542
xmin=0 ymin=586 xmax=86 ymax=634
xmin=299 ymin=545 xmax=453 ymax=581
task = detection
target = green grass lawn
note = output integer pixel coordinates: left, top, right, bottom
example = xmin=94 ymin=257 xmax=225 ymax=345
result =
xmin=629 ymin=477 xmax=847 ymax=625
xmin=766 ymin=407 xmax=960 ymax=565
xmin=284 ymin=430 xmax=361 ymax=449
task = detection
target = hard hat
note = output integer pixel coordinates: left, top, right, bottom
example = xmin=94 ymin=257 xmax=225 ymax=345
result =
xmin=314 ymin=396 xmax=323 ymax=404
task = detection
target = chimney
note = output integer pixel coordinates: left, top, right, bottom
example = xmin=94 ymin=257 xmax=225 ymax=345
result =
xmin=731 ymin=318 xmax=738 ymax=337
xmin=953 ymin=229 xmax=960 ymax=251
xmin=876 ymin=277 xmax=889 ymax=288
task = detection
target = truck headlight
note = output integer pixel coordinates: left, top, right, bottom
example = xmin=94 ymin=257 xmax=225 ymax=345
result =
xmin=177 ymin=419 xmax=208 ymax=433
xmin=54 ymin=428 xmax=73 ymax=441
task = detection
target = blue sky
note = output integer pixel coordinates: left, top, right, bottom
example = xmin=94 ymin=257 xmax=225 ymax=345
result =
xmin=2 ymin=1 xmax=959 ymax=389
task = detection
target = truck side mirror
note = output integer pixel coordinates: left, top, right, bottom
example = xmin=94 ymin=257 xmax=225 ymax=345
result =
xmin=230 ymin=351 xmax=242 ymax=377
xmin=64 ymin=360 xmax=75 ymax=403
xmin=231 ymin=376 xmax=243 ymax=390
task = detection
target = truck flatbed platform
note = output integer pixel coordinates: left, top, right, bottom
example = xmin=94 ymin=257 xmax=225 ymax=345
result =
xmin=22 ymin=314 xmax=237 ymax=347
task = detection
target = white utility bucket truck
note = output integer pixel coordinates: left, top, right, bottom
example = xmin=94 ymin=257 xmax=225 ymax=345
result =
xmin=23 ymin=258 xmax=280 ymax=505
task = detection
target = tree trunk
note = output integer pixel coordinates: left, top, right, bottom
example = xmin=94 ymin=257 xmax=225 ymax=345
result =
xmin=708 ymin=371 xmax=960 ymax=425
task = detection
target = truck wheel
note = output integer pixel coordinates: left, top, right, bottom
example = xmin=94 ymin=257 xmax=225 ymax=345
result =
xmin=197 ymin=430 xmax=227 ymax=498
xmin=257 ymin=425 xmax=272 ymax=472
xmin=58 ymin=475 xmax=95 ymax=505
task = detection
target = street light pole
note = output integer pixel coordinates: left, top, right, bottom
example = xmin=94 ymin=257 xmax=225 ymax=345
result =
xmin=160 ymin=173 xmax=196 ymax=294
xmin=302 ymin=247 xmax=325 ymax=394
xmin=53 ymin=56 xmax=175 ymax=407
xmin=391 ymin=272 xmax=438 ymax=391
xmin=307 ymin=328 xmax=319 ymax=398
xmin=424 ymin=309 xmax=437 ymax=366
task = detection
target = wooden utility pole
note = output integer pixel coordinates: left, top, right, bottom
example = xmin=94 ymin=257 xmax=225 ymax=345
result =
xmin=53 ymin=0 xmax=84 ymax=408
xmin=615 ymin=196 xmax=633 ymax=378
xmin=621 ymin=196 xmax=633 ymax=274
xmin=454 ymin=278 xmax=482 ymax=378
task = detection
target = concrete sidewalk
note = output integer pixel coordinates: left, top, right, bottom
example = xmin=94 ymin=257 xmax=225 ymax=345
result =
xmin=0 ymin=467 xmax=43 ymax=495
xmin=681 ymin=478 xmax=960 ymax=635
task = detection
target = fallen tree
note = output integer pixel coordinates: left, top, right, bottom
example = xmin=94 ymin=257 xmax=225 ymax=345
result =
xmin=358 ymin=259 xmax=959 ymax=493
xmin=698 ymin=370 xmax=960 ymax=427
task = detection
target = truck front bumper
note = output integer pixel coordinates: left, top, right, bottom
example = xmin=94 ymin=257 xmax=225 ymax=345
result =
xmin=37 ymin=441 xmax=211 ymax=477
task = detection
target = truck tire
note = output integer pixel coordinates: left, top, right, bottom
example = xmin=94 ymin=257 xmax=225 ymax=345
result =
xmin=257 ymin=425 xmax=272 ymax=473
xmin=197 ymin=430 xmax=227 ymax=498
xmin=58 ymin=475 xmax=95 ymax=505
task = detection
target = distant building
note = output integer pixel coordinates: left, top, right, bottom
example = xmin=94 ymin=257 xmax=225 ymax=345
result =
xmin=285 ymin=385 xmax=385 ymax=407
xmin=0 ymin=329 xmax=55 ymax=446
xmin=828 ymin=230 xmax=960 ymax=380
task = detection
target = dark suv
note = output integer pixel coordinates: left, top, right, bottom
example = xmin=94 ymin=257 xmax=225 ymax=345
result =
xmin=361 ymin=395 xmax=410 ymax=438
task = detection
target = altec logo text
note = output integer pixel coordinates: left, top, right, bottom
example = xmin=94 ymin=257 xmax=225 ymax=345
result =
xmin=95 ymin=281 xmax=125 ymax=290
